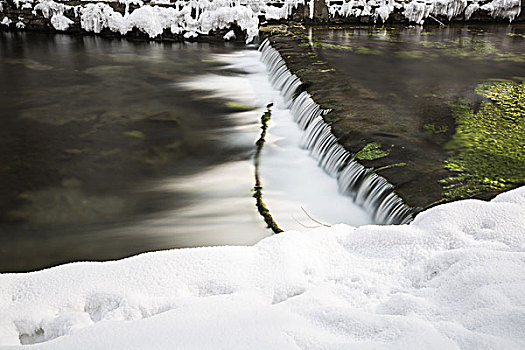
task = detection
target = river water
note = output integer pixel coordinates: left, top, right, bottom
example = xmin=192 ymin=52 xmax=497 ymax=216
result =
xmin=308 ymin=24 xmax=525 ymax=138
xmin=1 ymin=24 xmax=523 ymax=272
xmin=0 ymin=31 xmax=373 ymax=272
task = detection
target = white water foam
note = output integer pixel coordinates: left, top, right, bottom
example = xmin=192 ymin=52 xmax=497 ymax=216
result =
xmin=259 ymin=39 xmax=413 ymax=224
xmin=180 ymin=48 xmax=373 ymax=229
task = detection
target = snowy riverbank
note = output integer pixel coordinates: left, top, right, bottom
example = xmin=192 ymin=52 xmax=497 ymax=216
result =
xmin=0 ymin=0 xmax=522 ymax=43
xmin=1 ymin=186 xmax=524 ymax=348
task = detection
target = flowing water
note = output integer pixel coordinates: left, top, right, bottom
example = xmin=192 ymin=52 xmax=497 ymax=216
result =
xmin=2 ymin=24 xmax=523 ymax=272
xmin=0 ymin=32 xmax=372 ymax=272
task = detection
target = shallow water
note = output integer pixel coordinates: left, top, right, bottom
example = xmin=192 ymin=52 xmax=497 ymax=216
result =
xmin=309 ymin=24 xmax=525 ymax=137
xmin=0 ymin=32 xmax=372 ymax=272
xmin=3 ymin=24 xmax=523 ymax=272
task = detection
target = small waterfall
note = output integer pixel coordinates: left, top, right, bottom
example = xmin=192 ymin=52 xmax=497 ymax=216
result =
xmin=259 ymin=39 xmax=414 ymax=225
xmin=259 ymin=40 xmax=303 ymax=105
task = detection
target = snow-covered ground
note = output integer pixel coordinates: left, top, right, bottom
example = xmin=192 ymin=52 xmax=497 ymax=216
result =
xmin=0 ymin=186 xmax=524 ymax=348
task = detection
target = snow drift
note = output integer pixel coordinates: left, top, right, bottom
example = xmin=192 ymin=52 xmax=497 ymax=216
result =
xmin=0 ymin=186 xmax=524 ymax=348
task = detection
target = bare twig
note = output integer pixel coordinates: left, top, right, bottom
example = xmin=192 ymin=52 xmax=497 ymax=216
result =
xmin=301 ymin=206 xmax=331 ymax=227
xmin=292 ymin=215 xmax=321 ymax=229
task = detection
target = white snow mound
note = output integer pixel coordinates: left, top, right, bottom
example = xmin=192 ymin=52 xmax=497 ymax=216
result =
xmin=1 ymin=187 xmax=524 ymax=349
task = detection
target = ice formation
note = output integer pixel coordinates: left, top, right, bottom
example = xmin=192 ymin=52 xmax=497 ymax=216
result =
xmin=16 ymin=18 xmax=26 ymax=28
xmin=10 ymin=0 xmax=307 ymax=42
xmin=0 ymin=186 xmax=524 ymax=348
xmin=327 ymin=0 xmax=522 ymax=23
xmin=0 ymin=16 xmax=11 ymax=25
xmin=2 ymin=0 xmax=522 ymax=41
xmin=223 ymin=28 xmax=235 ymax=38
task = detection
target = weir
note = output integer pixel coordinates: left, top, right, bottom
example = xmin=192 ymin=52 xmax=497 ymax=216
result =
xmin=259 ymin=39 xmax=414 ymax=225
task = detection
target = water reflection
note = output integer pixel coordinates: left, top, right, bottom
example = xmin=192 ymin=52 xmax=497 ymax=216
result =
xmin=307 ymin=24 xmax=525 ymax=141
xmin=0 ymin=32 xmax=266 ymax=272
xmin=2 ymin=25 xmax=523 ymax=272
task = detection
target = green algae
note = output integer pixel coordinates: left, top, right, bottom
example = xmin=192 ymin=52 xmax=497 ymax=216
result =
xmin=5 ymin=58 xmax=53 ymax=71
xmin=507 ymin=33 xmax=525 ymax=38
xmin=225 ymin=101 xmax=253 ymax=111
xmin=354 ymin=142 xmax=390 ymax=161
xmin=253 ymin=104 xmax=283 ymax=234
xmin=441 ymin=80 xmax=525 ymax=200
xmin=424 ymin=123 xmax=448 ymax=134
xmin=442 ymin=38 xmax=499 ymax=58
xmin=123 ymin=130 xmax=145 ymax=139
xmin=417 ymin=38 xmax=525 ymax=61
xmin=373 ymin=162 xmax=407 ymax=173
xmin=493 ymin=53 xmax=525 ymax=63
xmin=395 ymin=50 xmax=432 ymax=59
xmin=419 ymin=41 xmax=450 ymax=49
xmin=355 ymin=47 xmax=382 ymax=55
xmin=312 ymin=42 xmax=353 ymax=50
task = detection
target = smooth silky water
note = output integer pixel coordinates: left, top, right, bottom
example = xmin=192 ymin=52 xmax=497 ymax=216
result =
xmin=3 ymin=24 xmax=523 ymax=272
xmin=0 ymin=32 xmax=373 ymax=272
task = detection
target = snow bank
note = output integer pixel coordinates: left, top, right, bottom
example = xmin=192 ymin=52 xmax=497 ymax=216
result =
xmin=1 ymin=186 xmax=524 ymax=348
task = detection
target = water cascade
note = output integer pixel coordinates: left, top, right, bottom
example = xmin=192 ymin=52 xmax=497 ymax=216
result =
xmin=259 ymin=39 xmax=414 ymax=225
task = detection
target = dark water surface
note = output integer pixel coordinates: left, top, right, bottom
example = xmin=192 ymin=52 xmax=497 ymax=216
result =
xmin=310 ymin=24 xmax=525 ymax=137
xmin=1 ymin=25 xmax=524 ymax=272
xmin=0 ymin=32 xmax=268 ymax=272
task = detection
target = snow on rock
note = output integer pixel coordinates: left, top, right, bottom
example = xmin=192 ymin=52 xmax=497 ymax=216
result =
xmin=223 ymin=28 xmax=236 ymax=39
xmin=33 ymin=0 xmax=71 ymax=19
xmin=6 ymin=0 xmax=306 ymax=43
xmin=0 ymin=16 xmax=11 ymax=25
xmin=4 ymin=0 xmax=521 ymax=40
xmin=480 ymin=0 xmax=522 ymax=21
xmin=33 ymin=0 xmax=74 ymax=31
xmin=327 ymin=0 xmax=522 ymax=23
xmin=50 ymin=12 xmax=73 ymax=29
xmin=77 ymin=3 xmax=123 ymax=33
xmin=13 ymin=0 xmax=33 ymax=9
xmin=0 ymin=186 xmax=524 ymax=348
